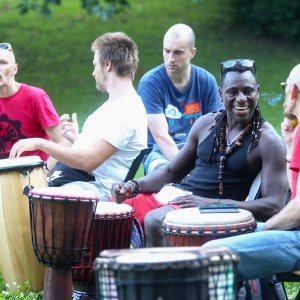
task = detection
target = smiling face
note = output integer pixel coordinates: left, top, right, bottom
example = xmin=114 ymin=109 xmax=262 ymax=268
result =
xmin=220 ymin=70 xmax=259 ymax=126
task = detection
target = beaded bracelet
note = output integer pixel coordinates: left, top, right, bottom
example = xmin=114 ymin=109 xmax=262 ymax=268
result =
xmin=127 ymin=179 xmax=141 ymax=197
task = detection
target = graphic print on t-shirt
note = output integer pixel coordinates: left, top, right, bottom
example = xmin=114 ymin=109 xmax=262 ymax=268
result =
xmin=165 ymin=101 xmax=202 ymax=127
xmin=0 ymin=114 xmax=26 ymax=158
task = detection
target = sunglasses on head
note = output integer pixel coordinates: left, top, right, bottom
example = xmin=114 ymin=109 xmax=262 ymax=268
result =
xmin=220 ymin=59 xmax=256 ymax=77
xmin=0 ymin=43 xmax=12 ymax=51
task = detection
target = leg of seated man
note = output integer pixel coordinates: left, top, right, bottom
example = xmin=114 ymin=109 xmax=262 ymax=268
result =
xmin=202 ymin=227 xmax=300 ymax=281
xmin=143 ymin=145 xmax=169 ymax=175
xmin=143 ymin=142 xmax=185 ymax=175
xmin=144 ymin=206 xmax=175 ymax=247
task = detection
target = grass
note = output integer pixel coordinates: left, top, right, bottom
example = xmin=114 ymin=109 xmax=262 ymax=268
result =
xmin=0 ymin=0 xmax=300 ymax=298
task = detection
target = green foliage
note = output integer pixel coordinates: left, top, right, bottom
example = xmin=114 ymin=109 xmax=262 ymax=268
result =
xmin=16 ymin=0 xmax=129 ymax=19
xmin=0 ymin=278 xmax=43 ymax=299
xmin=225 ymin=0 xmax=300 ymax=41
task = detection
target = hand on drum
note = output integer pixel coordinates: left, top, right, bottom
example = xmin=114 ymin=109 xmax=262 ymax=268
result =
xmin=9 ymin=138 xmax=40 ymax=158
xmin=169 ymin=194 xmax=218 ymax=208
xmin=60 ymin=113 xmax=79 ymax=144
xmin=111 ymin=182 xmax=134 ymax=203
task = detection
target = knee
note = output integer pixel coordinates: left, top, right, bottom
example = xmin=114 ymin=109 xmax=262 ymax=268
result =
xmin=144 ymin=210 xmax=163 ymax=237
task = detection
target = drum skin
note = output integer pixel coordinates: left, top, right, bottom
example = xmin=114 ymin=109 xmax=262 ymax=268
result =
xmin=162 ymin=207 xmax=257 ymax=247
xmin=0 ymin=156 xmax=47 ymax=292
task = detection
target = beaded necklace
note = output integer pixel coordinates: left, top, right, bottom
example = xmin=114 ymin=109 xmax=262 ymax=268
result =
xmin=218 ymin=118 xmax=252 ymax=196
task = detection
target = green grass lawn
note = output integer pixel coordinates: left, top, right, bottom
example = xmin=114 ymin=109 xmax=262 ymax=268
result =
xmin=0 ymin=0 xmax=300 ymax=298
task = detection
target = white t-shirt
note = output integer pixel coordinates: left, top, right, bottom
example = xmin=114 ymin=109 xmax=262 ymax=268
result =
xmin=78 ymin=93 xmax=147 ymax=195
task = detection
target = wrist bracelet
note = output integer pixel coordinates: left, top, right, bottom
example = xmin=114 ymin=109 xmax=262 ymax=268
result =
xmin=127 ymin=179 xmax=141 ymax=197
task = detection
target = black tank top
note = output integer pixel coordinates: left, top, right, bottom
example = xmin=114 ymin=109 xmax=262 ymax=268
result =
xmin=178 ymin=124 xmax=259 ymax=200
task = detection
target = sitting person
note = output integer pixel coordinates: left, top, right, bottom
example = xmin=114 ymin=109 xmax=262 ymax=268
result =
xmin=111 ymin=58 xmax=289 ymax=247
xmin=138 ymin=23 xmax=221 ymax=175
xmin=9 ymin=32 xmax=147 ymax=198
xmin=0 ymin=42 xmax=67 ymax=170
xmin=201 ymin=63 xmax=300 ymax=282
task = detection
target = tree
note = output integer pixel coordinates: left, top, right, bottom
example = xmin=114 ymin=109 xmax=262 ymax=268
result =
xmin=17 ymin=0 xmax=129 ymax=20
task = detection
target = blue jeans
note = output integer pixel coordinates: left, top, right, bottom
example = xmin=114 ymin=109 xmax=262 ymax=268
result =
xmin=143 ymin=142 xmax=185 ymax=175
xmin=202 ymin=222 xmax=300 ymax=281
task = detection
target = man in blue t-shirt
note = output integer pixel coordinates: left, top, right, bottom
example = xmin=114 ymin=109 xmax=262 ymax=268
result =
xmin=138 ymin=23 xmax=222 ymax=174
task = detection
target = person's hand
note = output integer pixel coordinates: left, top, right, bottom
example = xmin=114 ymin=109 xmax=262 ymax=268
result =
xmin=281 ymin=117 xmax=298 ymax=150
xmin=111 ymin=182 xmax=135 ymax=203
xmin=9 ymin=138 xmax=41 ymax=158
xmin=60 ymin=113 xmax=79 ymax=143
xmin=169 ymin=194 xmax=202 ymax=208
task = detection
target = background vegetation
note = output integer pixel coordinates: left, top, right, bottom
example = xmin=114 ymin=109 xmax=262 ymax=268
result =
xmin=0 ymin=0 xmax=300 ymax=298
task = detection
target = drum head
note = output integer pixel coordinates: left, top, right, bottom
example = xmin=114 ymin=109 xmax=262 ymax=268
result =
xmin=96 ymin=202 xmax=134 ymax=216
xmin=164 ymin=207 xmax=254 ymax=226
xmin=0 ymin=156 xmax=44 ymax=172
xmin=28 ymin=186 xmax=99 ymax=201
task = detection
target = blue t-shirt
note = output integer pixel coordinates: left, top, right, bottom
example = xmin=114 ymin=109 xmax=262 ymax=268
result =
xmin=138 ymin=64 xmax=221 ymax=147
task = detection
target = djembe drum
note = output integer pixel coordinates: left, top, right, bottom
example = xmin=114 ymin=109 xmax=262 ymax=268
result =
xmin=72 ymin=202 xmax=135 ymax=298
xmin=162 ymin=207 xmax=256 ymax=247
xmin=26 ymin=186 xmax=98 ymax=300
xmin=93 ymin=247 xmax=239 ymax=300
xmin=0 ymin=156 xmax=47 ymax=292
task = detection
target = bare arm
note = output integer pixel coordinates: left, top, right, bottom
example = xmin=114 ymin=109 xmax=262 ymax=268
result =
xmin=170 ymin=123 xmax=289 ymax=221
xmin=111 ymin=116 xmax=207 ymax=203
xmin=264 ymin=173 xmax=300 ymax=230
xmin=148 ymin=113 xmax=179 ymax=161
xmin=10 ymin=135 xmax=117 ymax=173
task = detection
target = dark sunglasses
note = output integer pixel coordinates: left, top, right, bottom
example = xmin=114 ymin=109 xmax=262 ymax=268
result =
xmin=221 ymin=59 xmax=256 ymax=77
xmin=0 ymin=43 xmax=12 ymax=51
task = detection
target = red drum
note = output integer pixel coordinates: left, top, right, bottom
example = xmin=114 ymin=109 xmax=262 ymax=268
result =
xmin=162 ymin=207 xmax=256 ymax=247
xmin=93 ymin=247 xmax=239 ymax=300
xmin=27 ymin=186 xmax=98 ymax=300
xmin=72 ymin=202 xmax=135 ymax=288
xmin=0 ymin=156 xmax=47 ymax=292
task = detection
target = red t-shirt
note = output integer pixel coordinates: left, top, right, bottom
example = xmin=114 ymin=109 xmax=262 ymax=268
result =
xmin=290 ymin=127 xmax=300 ymax=200
xmin=0 ymin=83 xmax=59 ymax=161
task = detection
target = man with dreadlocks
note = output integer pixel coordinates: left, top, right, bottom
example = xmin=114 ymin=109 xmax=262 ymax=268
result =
xmin=111 ymin=58 xmax=288 ymax=247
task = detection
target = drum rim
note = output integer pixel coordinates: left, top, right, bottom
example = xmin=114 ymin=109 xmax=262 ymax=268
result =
xmin=28 ymin=192 xmax=99 ymax=201
xmin=0 ymin=160 xmax=45 ymax=171
xmin=162 ymin=218 xmax=257 ymax=236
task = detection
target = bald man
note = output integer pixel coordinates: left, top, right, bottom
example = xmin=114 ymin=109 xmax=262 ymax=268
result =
xmin=0 ymin=42 xmax=66 ymax=168
xmin=202 ymin=64 xmax=300 ymax=281
xmin=138 ymin=23 xmax=222 ymax=175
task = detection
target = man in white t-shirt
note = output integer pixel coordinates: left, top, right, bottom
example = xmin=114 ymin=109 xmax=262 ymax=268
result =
xmin=10 ymin=32 xmax=147 ymax=197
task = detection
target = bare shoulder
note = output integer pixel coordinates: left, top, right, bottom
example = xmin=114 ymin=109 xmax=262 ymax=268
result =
xmin=259 ymin=121 xmax=286 ymax=154
xmin=189 ymin=111 xmax=222 ymax=142
xmin=192 ymin=111 xmax=221 ymax=131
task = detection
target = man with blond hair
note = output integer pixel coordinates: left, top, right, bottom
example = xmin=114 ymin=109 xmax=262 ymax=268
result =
xmin=138 ymin=23 xmax=221 ymax=174
xmin=10 ymin=32 xmax=147 ymax=197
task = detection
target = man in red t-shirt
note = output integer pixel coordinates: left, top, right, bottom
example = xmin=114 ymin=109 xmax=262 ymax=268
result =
xmin=276 ymin=63 xmax=300 ymax=221
xmin=0 ymin=42 xmax=66 ymax=168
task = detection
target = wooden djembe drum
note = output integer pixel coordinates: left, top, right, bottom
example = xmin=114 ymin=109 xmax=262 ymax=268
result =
xmin=26 ymin=186 xmax=98 ymax=300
